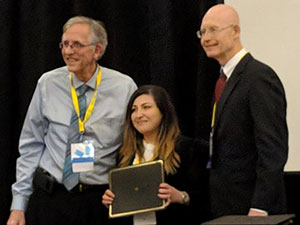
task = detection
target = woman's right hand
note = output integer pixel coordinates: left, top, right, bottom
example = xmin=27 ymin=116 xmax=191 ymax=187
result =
xmin=102 ymin=189 xmax=115 ymax=206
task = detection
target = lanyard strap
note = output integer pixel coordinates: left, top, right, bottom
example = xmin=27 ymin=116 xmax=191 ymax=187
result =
xmin=211 ymin=102 xmax=217 ymax=128
xmin=69 ymin=67 xmax=102 ymax=133
xmin=209 ymin=103 xmax=217 ymax=159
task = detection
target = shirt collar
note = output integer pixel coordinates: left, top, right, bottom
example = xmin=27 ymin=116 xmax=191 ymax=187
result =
xmin=71 ymin=65 xmax=100 ymax=90
xmin=222 ymin=48 xmax=248 ymax=80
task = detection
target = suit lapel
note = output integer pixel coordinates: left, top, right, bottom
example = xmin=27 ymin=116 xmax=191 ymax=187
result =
xmin=214 ymin=53 xmax=253 ymax=128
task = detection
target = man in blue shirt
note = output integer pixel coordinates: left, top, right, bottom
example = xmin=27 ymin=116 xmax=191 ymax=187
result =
xmin=7 ymin=16 xmax=137 ymax=225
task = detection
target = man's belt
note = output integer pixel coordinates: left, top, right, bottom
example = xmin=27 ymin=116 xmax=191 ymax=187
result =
xmin=33 ymin=167 xmax=108 ymax=194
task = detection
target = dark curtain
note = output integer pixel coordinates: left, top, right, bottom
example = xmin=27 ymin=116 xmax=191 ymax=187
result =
xmin=0 ymin=0 xmax=222 ymax=223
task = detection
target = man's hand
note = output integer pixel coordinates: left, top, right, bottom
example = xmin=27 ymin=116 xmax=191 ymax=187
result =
xmin=7 ymin=210 xmax=25 ymax=225
xmin=248 ymin=208 xmax=268 ymax=217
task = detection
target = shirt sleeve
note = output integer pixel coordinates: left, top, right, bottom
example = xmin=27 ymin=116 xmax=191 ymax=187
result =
xmin=11 ymin=80 xmax=48 ymax=211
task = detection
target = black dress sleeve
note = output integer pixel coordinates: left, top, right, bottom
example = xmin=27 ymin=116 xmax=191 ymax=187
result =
xmin=157 ymin=136 xmax=210 ymax=225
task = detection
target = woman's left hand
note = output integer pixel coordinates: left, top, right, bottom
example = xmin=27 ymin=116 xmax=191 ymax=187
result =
xmin=157 ymin=183 xmax=183 ymax=206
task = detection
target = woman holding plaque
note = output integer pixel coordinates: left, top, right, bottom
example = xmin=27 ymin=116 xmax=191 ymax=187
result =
xmin=102 ymin=85 xmax=209 ymax=225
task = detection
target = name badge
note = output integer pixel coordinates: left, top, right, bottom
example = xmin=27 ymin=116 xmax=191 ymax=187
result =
xmin=71 ymin=141 xmax=95 ymax=172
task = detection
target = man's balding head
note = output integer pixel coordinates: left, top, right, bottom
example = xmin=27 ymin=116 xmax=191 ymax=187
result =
xmin=203 ymin=4 xmax=240 ymax=28
xmin=200 ymin=4 xmax=243 ymax=65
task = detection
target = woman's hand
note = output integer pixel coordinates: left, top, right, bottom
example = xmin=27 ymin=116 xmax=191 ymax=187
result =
xmin=102 ymin=189 xmax=115 ymax=207
xmin=158 ymin=183 xmax=185 ymax=206
xmin=248 ymin=209 xmax=268 ymax=216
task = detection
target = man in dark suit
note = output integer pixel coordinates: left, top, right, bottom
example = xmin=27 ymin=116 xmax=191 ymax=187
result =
xmin=198 ymin=4 xmax=288 ymax=218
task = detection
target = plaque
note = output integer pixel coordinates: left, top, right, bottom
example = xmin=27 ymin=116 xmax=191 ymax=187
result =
xmin=109 ymin=160 xmax=166 ymax=218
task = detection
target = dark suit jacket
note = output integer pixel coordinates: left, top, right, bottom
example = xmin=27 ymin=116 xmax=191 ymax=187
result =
xmin=115 ymin=136 xmax=209 ymax=225
xmin=209 ymin=53 xmax=288 ymax=218
xmin=156 ymin=136 xmax=209 ymax=225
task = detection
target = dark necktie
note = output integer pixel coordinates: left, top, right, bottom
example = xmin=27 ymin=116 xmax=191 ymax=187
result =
xmin=207 ymin=70 xmax=227 ymax=169
xmin=62 ymin=84 xmax=88 ymax=190
xmin=214 ymin=69 xmax=227 ymax=103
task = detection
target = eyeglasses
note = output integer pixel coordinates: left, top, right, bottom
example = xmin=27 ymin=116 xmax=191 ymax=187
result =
xmin=59 ymin=40 xmax=97 ymax=50
xmin=196 ymin=24 xmax=234 ymax=39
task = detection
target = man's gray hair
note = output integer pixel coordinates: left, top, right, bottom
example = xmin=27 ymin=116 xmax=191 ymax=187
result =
xmin=63 ymin=16 xmax=108 ymax=58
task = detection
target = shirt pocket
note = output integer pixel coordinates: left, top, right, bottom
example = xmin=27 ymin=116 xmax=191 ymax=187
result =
xmin=87 ymin=115 xmax=125 ymax=148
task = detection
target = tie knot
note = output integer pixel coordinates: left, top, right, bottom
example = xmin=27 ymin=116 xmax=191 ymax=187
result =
xmin=77 ymin=84 xmax=88 ymax=96
xmin=215 ymin=69 xmax=227 ymax=103
xmin=220 ymin=69 xmax=227 ymax=80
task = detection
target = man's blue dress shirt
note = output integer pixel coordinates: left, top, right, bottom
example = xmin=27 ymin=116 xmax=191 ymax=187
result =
xmin=11 ymin=65 xmax=137 ymax=211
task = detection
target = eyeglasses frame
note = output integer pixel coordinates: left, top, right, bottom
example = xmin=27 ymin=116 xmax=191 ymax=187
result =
xmin=196 ymin=24 xmax=234 ymax=39
xmin=59 ymin=41 xmax=97 ymax=50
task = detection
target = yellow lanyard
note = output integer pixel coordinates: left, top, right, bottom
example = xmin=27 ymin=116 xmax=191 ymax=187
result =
xmin=211 ymin=102 xmax=217 ymax=129
xmin=209 ymin=99 xmax=217 ymax=159
xmin=69 ymin=67 xmax=102 ymax=134
xmin=133 ymin=154 xmax=142 ymax=165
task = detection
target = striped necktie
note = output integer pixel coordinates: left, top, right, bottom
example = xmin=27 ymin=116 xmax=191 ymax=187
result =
xmin=62 ymin=84 xmax=88 ymax=190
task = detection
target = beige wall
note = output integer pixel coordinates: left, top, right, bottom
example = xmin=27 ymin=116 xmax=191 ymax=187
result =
xmin=225 ymin=0 xmax=300 ymax=171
